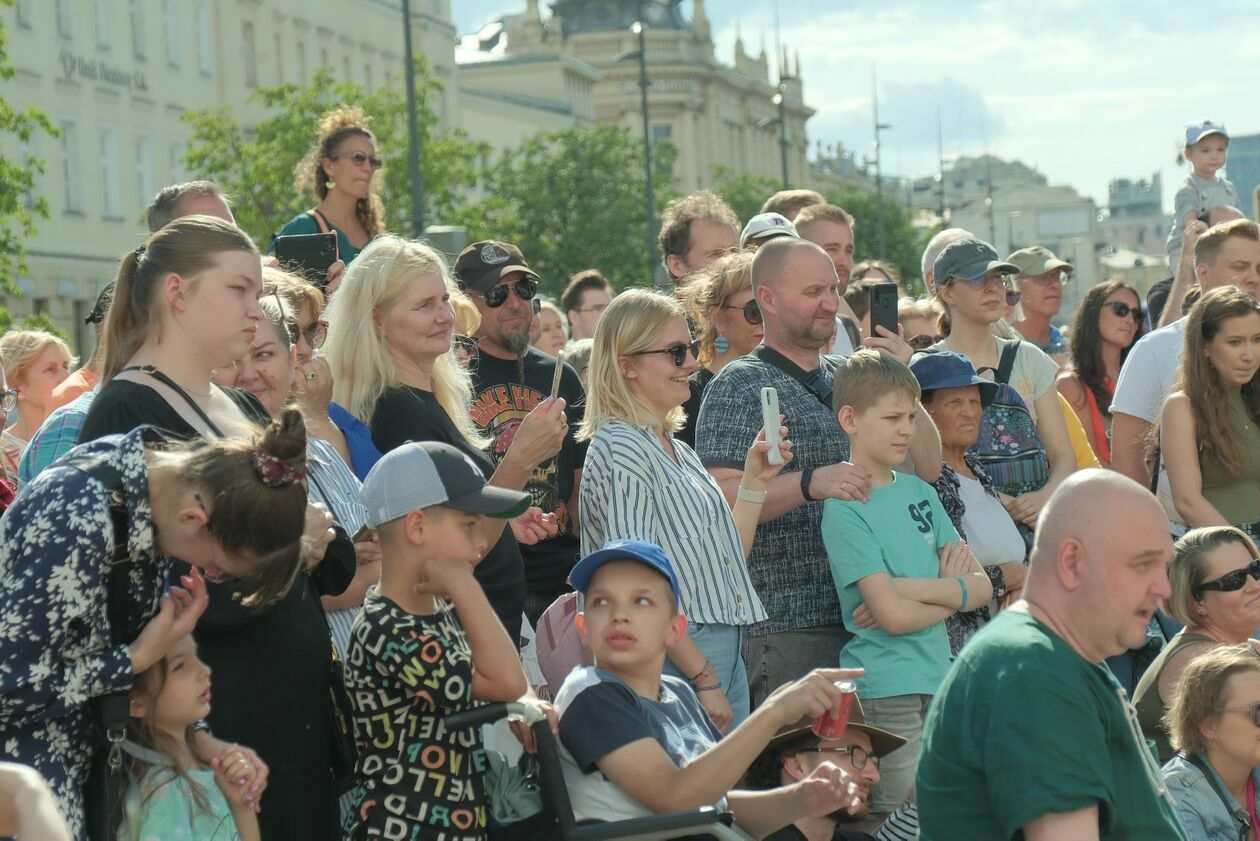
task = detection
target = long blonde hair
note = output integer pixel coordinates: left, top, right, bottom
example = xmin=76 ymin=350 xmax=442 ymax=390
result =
xmin=324 ymin=236 xmax=488 ymax=450
xmin=578 ymin=288 xmax=687 ymax=440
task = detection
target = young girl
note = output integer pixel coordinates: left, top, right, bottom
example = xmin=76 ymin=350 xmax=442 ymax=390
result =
xmin=1160 ymin=286 xmax=1260 ymax=533
xmin=122 ymin=634 xmax=259 ymax=841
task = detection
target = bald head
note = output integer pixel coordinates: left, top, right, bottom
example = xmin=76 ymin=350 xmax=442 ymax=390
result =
xmin=1031 ymin=469 xmax=1164 ymax=574
xmin=751 ymin=237 xmax=832 ymax=293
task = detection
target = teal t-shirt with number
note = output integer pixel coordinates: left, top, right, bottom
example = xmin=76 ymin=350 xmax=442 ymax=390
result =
xmin=916 ymin=609 xmax=1187 ymax=841
xmin=821 ymin=471 xmax=958 ymax=699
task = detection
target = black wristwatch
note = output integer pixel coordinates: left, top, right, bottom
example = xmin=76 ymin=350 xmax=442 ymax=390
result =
xmin=800 ymin=468 xmax=816 ymax=502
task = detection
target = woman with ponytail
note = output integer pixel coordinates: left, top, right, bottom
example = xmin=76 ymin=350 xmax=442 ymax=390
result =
xmin=0 ymin=410 xmax=310 ymax=838
xmin=272 ymin=106 xmax=386 ymax=267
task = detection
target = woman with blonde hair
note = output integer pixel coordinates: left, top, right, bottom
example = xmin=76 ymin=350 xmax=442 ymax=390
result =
xmin=273 ymin=106 xmax=386 ymax=266
xmin=677 ymin=250 xmax=760 ymax=447
xmin=1160 ymin=285 xmax=1260 ymax=532
xmin=534 ymin=298 xmax=569 ymax=358
xmin=0 ymin=329 xmax=73 ymax=477
xmin=579 ymin=288 xmax=792 ymax=731
xmin=323 ymin=235 xmax=562 ymax=640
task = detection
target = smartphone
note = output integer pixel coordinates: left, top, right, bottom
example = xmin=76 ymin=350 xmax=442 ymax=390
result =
xmin=274 ymin=232 xmax=338 ymax=290
xmin=868 ymin=282 xmax=900 ymax=338
xmin=352 ymin=525 xmax=375 ymax=543
xmin=760 ymin=387 xmax=784 ymax=465
xmin=549 ymin=350 xmax=566 ymax=399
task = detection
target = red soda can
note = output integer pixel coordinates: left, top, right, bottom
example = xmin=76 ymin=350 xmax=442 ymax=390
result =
xmin=812 ymin=680 xmax=857 ymax=739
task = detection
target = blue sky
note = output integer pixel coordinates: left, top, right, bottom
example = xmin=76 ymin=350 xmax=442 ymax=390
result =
xmin=453 ymin=0 xmax=1260 ymax=210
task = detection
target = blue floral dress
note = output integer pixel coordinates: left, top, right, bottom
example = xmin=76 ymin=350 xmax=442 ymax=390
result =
xmin=0 ymin=427 xmax=170 ymax=839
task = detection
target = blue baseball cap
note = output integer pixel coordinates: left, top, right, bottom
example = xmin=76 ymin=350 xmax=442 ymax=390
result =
xmin=1186 ymin=120 xmax=1228 ymax=147
xmin=909 ymin=350 xmax=999 ymax=408
xmin=567 ymin=539 xmax=682 ymax=602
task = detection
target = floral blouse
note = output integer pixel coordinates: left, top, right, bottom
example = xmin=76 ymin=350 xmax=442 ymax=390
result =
xmin=0 ymin=427 xmax=169 ymax=838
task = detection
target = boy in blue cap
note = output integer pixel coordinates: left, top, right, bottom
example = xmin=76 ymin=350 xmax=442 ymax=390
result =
xmin=556 ymin=538 xmax=867 ymax=837
xmin=1167 ymin=119 xmax=1241 ymax=266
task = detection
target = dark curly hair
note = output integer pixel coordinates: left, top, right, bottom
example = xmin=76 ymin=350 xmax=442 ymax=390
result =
xmin=295 ymin=105 xmax=385 ymax=239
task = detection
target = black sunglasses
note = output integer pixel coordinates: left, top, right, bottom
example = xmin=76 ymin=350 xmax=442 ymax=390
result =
xmin=1194 ymin=558 xmax=1260 ymax=600
xmin=333 ymin=150 xmax=383 ymax=170
xmin=1219 ymin=703 xmax=1260 ymax=728
xmin=909 ymin=334 xmax=944 ymax=351
xmin=630 ymin=339 xmax=700 ymax=367
xmin=1005 ymin=289 xmax=1022 ymax=307
xmin=721 ymin=299 xmax=762 ymax=326
xmin=472 ymin=277 xmax=538 ymax=309
xmin=1106 ymin=301 xmax=1144 ymax=322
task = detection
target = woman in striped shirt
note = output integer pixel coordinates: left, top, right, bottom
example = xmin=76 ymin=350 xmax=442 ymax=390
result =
xmin=578 ymin=289 xmax=793 ymax=730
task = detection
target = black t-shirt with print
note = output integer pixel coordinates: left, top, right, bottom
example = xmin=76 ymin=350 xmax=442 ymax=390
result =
xmin=468 ymin=347 xmax=587 ymax=599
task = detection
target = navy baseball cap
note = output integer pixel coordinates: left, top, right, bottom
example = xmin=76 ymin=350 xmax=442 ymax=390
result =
xmin=568 ymin=539 xmax=682 ymax=602
xmin=932 ymin=238 xmax=1019 ymax=285
xmin=909 ymin=350 xmax=999 ymax=408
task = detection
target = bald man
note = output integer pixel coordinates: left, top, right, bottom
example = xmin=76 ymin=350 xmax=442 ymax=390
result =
xmin=916 ymin=470 xmax=1186 ymax=841
xmin=696 ymin=238 xmax=942 ymax=707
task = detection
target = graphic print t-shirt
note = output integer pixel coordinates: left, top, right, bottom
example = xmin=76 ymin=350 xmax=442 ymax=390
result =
xmin=342 ymin=590 xmax=487 ymax=841
xmin=469 ymin=347 xmax=587 ymax=595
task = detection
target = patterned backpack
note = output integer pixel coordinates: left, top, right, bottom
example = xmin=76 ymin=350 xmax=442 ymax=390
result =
xmin=971 ymin=340 xmax=1051 ymax=498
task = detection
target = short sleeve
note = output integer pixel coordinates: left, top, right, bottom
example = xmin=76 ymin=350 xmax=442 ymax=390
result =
xmin=1173 ymin=182 xmax=1201 ymax=221
xmin=696 ymin=365 xmax=761 ymax=470
xmin=1013 ymin=341 xmax=1058 ymax=403
xmin=821 ymin=500 xmax=886 ymax=589
xmin=929 ymin=490 xmax=961 ymax=551
xmin=559 ymin=680 xmax=658 ymax=772
xmin=1109 ymin=335 xmax=1161 ymax=421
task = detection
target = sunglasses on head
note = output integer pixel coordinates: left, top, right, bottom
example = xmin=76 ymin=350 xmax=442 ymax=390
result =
xmin=721 ymin=299 xmax=762 ymax=325
xmin=473 ymin=277 xmax=538 ymax=309
xmin=629 ymin=339 xmax=700 ymax=367
xmin=1105 ymin=301 xmax=1143 ymax=322
xmin=909 ymin=334 xmax=945 ymax=351
xmin=1219 ymin=702 xmax=1260 ymax=728
xmin=333 ymin=150 xmax=383 ymax=170
xmin=1194 ymin=558 xmax=1260 ymax=600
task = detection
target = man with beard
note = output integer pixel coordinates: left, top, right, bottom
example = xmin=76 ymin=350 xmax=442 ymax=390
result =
xmin=746 ymin=692 xmax=906 ymax=841
xmin=697 ymin=238 xmax=941 ymax=708
xmin=455 ymin=240 xmax=586 ymax=624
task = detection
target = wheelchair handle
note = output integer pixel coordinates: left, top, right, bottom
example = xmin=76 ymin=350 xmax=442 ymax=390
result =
xmin=443 ymin=700 xmax=548 ymax=731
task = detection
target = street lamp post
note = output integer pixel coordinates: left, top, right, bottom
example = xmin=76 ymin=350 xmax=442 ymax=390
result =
xmin=773 ymin=87 xmax=789 ymax=188
xmin=630 ymin=20 xmax=660 ymax=289
xmin=401 ymin=0 xmax=424 ymax=237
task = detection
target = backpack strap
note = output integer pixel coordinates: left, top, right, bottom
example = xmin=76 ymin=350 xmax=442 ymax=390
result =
xmin=994 ymin=340 xmax=1020 ymax=386
xmin=62 ymin=454 xmax=131 ymax=643
xmin=307 ymin=208 xmax=332 ymax=234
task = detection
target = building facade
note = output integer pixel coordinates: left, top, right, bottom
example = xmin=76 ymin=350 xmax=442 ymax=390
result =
xmin=0 ymin=0 xmax=457 ymax=353
xmin=1228 ymin=132 xmax=1260 ymax=220
xmin=1101 ymin=174 xmax=1170 ymax=257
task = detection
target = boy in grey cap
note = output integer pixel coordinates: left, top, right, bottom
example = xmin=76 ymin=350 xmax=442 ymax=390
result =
xmin=342 ymin=441 xmax=534 ymax=841
xmin=1167 ymin=119 xmax=1241 ymax=265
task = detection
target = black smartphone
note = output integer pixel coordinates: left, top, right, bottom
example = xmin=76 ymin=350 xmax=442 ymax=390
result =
xmin=868 ymin=282 xmax=900 ymax=338
xmin=274 ymin=232 xmax=338 ymax=290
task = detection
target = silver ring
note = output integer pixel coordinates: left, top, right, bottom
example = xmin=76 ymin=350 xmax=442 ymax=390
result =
xmin=306 ymin=371 xmax=318 ymax=381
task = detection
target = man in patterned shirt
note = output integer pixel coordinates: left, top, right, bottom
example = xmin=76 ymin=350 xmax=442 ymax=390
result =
xmin=697 ymin=237 xmax=941 ymax=707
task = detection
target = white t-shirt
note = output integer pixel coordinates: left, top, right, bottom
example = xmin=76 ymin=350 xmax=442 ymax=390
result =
xmin=957 ymin=474 xmax=1026 ymax=566
xmin=831 ymin=316 xmax=856 ymax=356
xmin=941 ymin=337 xmax=1059 ymax=422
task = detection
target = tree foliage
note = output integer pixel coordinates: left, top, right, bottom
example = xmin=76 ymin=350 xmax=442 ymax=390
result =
xmin=710 ymin=165 xmax=781 ymax=227
xmin=182 ymin=59 xmax=487 ymax=248
xmin=824 ymin=186 xmax=930 ymax=296
xmin=455 ymin=125 xmax=676 ymax=297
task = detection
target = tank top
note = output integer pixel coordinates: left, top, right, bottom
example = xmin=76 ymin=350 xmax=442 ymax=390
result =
xmin=1133 ymin=629 xmax=1215 ymax=762
xmin=1199 ymin=387 xmax=1260 ymax=527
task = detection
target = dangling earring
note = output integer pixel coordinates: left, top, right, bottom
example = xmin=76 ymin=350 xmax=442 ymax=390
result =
xmin=713 ymin=334 xmax=730 ymax=354
xmin=325 ymin=180 xmax=336 ymax=190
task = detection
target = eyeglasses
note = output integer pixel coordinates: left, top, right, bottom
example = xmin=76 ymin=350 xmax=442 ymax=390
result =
xmin=332 ymin=150 xmax=383 ymax=170
xmin=811 ymin=745 xmax=879 ymax=770
xmin=577 ymin=303 xmax=609 ymax=314
xmin=301 ymin=320 xmax=329 ymax=350
xmin=629 ymin=339 xmax=700 ymax=367
xmin=471 ymin=277 xmax=539 ymax=309
xmin=909 ymin=334 xmax=944 ymax=351
xmin=720 ymin=299 xmax=763 ymax=326
xmin=0 ymin=389 xmax=16 ymax=412
xmin=1025 ymin=270 xmax=1070 ymax=286
xmin=1105 ymin=301 xmax=1144 ymax=322
xmin=1194 ymin=558 xmax=1260 ymax=600
xmin=1218 ymin=703 xmax=1260 ymax=727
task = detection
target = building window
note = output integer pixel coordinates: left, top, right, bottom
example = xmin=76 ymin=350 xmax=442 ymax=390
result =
xmin=59 ymin=119 xmax=83 ymax=214
xmin=15 ymin=0 xmax=32 ymax=29
xmin=95 ymin=0 xmax=111 ymax=47
xmin=20 ymin=137 xmax=39 ymax=209
xmin=241 ymin=21 xmax=256 ymax=87
xmin=296 ymin=40 xmax=307 ymax=81
xmin=99 ymin=124 xmax=121 ymax=218
xmin=342 ymin=55 xmax=351 ymax=81
xmin=364 ymin=61 xmax=373 ymax=90
xmin=163 ymin=0 xmax=179 ymax=68
xmin=134 ymin=132 xmax=154 ymax=207
xmin=168 ymin=138 xmax=187 ymax=183
xmin=130 ymin=0 xmax=145 ymax=58
xmin=652 ymin=124 xmax=672 ymax=143
xmin=55 ymin=0 xmax=72 ymax=38
xmin=320 ymin=47 xmax=328 ymax=68
xmin=196 ymin=0 xmax=213 ymax=76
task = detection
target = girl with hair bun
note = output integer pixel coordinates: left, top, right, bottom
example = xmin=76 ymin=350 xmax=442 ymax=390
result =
xmin=0 ymin=410 xmax=311 ymax=838
xmin=272 ymin=105 xmax=386 ymax=267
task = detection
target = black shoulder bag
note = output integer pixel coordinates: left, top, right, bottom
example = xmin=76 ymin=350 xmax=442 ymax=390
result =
xmin=749 ymin=344 xmax=840 ymax=411
xmin=72 ymin=454 xmax=134 ymax=841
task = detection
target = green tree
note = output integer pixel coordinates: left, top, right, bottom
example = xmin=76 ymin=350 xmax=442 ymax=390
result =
xmin=0 ymin=309 xmax=71 ymax=341
xmin=0 ymin=0 xmax=54 ymax=296
xmin=455 ymin=125 xmax=676 ymax=296
xmin=823 ymin=186 xmax=929 ymax=296
xmin=710 ymin=165 xmax=781 ymax=225
xmin=182 ymin=59 xmax=486 ymax=247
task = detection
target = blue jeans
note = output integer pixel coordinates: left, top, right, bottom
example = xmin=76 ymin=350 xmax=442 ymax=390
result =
xmin=663 ymin=621 xmax=750 ymax=727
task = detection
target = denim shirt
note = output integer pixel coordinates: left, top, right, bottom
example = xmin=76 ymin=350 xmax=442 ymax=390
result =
xmin=1162 ymin=752 xmax=1258 ymax=841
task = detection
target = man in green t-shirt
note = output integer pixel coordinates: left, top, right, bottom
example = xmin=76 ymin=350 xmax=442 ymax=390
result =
xmin=916 ymin=469 xmax=1188 ymax=840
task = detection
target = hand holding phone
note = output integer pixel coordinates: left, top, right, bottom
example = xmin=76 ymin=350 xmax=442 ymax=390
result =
xmin=274 ymin=232 xmax=339 ymax=290
xmin=868 ymin=282 xmax=900 ymax=339
xmin=761 ymin=387 xmax=784 ymax=466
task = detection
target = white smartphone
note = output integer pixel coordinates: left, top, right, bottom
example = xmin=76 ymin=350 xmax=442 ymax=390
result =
xmin=550 ymin=350 xmax=565 ymax=399
xmin=760 ymin=387 xmax=784 ymax=465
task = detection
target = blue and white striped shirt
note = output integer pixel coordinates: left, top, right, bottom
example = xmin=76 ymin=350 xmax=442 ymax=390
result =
xmin=580 ymin=421 xmax=766 ymax=626
xmin=306 ymin=437 xmax=368 ymax=658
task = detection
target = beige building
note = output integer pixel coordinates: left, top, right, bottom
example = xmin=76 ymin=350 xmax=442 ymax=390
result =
xmin=0 ymin=0 xmax=458 ymax=354
xmin=459 ymin=0 xmax=815 ymax=194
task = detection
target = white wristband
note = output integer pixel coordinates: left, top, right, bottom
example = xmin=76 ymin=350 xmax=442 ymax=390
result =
xmin=737 ymin=486 xmax=768 ymax=504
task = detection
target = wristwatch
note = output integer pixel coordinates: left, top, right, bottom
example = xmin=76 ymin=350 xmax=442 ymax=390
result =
xmin=800 ymin=468 xmax=816 ymax=502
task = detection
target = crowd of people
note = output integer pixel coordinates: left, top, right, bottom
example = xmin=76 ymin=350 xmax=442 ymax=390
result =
xmin=1 ymin=107 xmax=1259 ymax=841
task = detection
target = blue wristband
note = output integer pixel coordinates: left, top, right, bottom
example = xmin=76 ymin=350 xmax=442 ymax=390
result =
xmin=955 ymin=576 xmax=968 ymax=610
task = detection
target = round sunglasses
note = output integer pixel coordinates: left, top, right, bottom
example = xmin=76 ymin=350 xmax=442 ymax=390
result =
xmin=629 ymin=339 xmax=700 ymax=367
xmin=1105 ymin=301 xmax=1143 ymax=322
xmin=473 ymin=277 xmax=538 ymax=309
xmin=332 ymin=150 xmax=383 ymax=170
xmin=909 ymin=334 xmax=944 ymax=352
xmin=1194 ymin=558 xmax=1260 ymax=600
xmin=720 ymin=299 xmax=762 ymax=325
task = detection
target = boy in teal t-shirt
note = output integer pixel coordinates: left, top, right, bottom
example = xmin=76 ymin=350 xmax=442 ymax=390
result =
xmin=821 ymin=350 xmax=993 ymax=817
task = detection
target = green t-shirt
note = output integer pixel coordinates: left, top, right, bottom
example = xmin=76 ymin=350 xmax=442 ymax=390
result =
xmin=916 ymin=610 xmax=1187 ymax=841
xmin=821 ymin=471 xmax=958 ymax=699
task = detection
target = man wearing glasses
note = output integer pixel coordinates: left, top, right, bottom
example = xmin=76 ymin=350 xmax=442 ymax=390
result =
xmin=455 ymin=240 xmax=586 ymax=625
xmin=561 ymin=269 xmax=614 ymax=341
xmin=1008 ymin=246 xmax=1073 ymax=365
